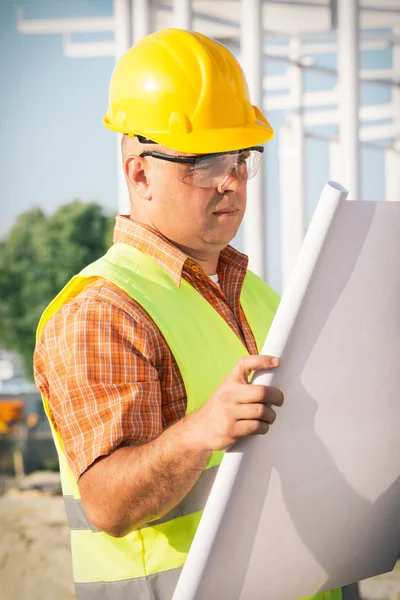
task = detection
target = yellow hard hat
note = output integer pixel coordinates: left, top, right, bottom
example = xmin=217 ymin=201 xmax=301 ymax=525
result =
xmin=103 ymin=28 xmax=274 ymax=153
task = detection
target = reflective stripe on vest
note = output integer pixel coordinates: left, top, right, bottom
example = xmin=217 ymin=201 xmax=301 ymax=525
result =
xmin=37 ymin=243 xmax=341 ymax=600
xmin=64 ymin=465 xmax=218 ymax=531
xmin=75 ymin=568 xmax=181 ymax=600
xmin=73 ymin=578 xmax=344 ymax=600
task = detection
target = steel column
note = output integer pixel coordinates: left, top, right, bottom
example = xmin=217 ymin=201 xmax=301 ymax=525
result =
xmin=174 ymin=0 xmax=192 ymax=30
xmin=241 ymin=0 xmax=265 ymax=279
xmin=132 ymin=0 xmax=151 ymax=44
xmin=385 ymin=26 xmax=400 ymax=202
xmin=114 ymin=0 xmax=132 ymax=214
xmin=338 ymin=0 xmax=360 ymax=199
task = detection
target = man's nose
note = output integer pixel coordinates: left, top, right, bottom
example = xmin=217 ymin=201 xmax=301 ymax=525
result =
xmin=216 ymin=165 xmax=242 ymax=193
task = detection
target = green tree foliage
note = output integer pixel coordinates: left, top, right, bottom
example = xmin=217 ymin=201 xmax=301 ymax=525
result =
xmin=0 ymin=201 xmax=115 ymax=379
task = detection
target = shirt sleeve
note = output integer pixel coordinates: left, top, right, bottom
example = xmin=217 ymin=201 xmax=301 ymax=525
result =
xmin=34 ymin=296 xmax=165 ymax=480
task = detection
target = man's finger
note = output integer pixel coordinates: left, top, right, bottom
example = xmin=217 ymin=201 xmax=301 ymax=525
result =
xmin=233 ymin=419 xmax=270 ymax=438
xmin=229 ymin=355 xmax=280 ymax=383
xmin=236 ymin=403 xmax=277 ymax=424
xmin=264 ymin=385 xmax=284 ymax=407
xmin=241 ymin=384 xmax=284 ymax=407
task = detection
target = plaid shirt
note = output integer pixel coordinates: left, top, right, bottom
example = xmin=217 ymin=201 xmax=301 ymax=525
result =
xmin=34 ymin=216 xmax=258 ymax=480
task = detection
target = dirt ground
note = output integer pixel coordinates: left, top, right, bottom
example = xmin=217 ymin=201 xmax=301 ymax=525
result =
xmin=0 ymin=494 xmax=74 ymax=600
xmin=0 ymin=476 xmax=399 ymax=600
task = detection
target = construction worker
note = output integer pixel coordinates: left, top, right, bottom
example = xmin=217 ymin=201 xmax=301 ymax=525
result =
xmin=34 ymin=29 xmax=341 ymax=600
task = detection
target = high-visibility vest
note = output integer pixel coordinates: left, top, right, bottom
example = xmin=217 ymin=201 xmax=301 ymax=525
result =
xmin=37 ymin=242 xmax=342 ymax=600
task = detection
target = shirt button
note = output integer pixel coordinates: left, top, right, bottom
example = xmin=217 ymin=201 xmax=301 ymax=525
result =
xmin=191 ymin=264 xmax=201 ymax=273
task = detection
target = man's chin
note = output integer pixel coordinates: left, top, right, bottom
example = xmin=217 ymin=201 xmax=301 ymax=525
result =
xmin=206 ymin=228 xmax=241 ymax=248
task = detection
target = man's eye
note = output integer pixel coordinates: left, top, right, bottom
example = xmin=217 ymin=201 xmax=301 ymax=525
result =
xmin=196 ymin=164 xmax=212 ymax=172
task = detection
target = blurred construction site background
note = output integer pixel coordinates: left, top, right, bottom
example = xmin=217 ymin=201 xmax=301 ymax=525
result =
xmin=0 ymin=1 xmax=399 ymax=599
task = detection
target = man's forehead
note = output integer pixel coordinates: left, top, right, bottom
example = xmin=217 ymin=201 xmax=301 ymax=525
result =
xmin=123 ymin=134 xmax=248 ymax=158
xmin=140 ymin=144 xmax=247 ymax=158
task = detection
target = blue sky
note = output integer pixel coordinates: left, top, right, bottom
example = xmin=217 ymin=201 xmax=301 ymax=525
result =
xmin=0 ymin=0 xmax=393 ymax=291
xmin=0 ymin=0 xmax=116 ymax=236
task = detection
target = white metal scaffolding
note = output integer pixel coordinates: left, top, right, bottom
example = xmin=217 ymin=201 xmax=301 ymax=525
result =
xmin=241 ymin=0 xmax=265 ymax=278
xmin=338 ymin=0 xmax=360 ymax=200
xmin=16 ymin=0 xmax=400 ymax=288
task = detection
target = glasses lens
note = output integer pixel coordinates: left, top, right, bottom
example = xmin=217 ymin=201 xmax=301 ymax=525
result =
xmin=176 ymin=150 xmax=262 ymax=188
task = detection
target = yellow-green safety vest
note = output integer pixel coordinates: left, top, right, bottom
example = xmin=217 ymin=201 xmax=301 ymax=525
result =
xmin=37 ymin=242 xmax=342 ymax=600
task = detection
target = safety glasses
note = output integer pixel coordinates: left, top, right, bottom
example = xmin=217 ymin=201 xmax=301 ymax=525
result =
xmin=139 ymin=146 xmax=263 ymax=188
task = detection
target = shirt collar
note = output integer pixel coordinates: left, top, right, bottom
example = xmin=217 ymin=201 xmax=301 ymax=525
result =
xmin=112 ymin=215 xmax=248 ymax=287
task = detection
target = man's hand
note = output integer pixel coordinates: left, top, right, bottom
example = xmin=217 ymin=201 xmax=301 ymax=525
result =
xmin=183 ymin=355 xmax=283 ymax=452
xmin=79 ymin=355 xmax=283 ymax=536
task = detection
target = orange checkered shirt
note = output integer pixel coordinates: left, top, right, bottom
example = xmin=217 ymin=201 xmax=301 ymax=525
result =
xmin=34 ymin=216 xmax=258 ymax=480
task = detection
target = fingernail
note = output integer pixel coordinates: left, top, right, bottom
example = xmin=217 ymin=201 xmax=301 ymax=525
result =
xmin=271 ymin=357 xmax=279 ymax=366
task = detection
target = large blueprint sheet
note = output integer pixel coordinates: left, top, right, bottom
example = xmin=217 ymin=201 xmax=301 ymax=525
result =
xmin=173 ymin=182 xmax=400 ymax=600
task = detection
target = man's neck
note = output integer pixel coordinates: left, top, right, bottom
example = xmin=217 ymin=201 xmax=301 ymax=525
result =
xmin=165 ymin=236 xmax=223 ymax=276
xmin=187 ymin=253 xmax=219 ymax=276
xmin=128 ymin=214 xmax=221 ymax=275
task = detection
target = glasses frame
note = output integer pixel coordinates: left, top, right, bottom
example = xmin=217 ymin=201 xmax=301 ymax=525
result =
xmin=138 ymin=146 xmax=264 ymax=165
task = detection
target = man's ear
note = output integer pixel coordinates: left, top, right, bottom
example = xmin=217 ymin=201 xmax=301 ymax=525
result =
xmin=124 ymin=156 xmax=152 ymax=200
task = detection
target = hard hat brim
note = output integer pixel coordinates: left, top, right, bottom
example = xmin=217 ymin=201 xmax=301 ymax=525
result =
xmin=103 ymin=118 xmax=274 ymax=154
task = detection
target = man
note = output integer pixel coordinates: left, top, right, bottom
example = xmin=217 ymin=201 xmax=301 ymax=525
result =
xmin=34 ymin=29 xmax=340 ymax=600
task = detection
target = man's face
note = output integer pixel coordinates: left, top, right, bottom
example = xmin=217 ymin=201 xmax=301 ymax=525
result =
xmin=143 ymin=147 xmax=247 ymax=259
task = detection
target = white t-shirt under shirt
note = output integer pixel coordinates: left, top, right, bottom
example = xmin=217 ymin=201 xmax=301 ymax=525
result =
xmin=209 ymin=273 xmax=220 ymax=288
